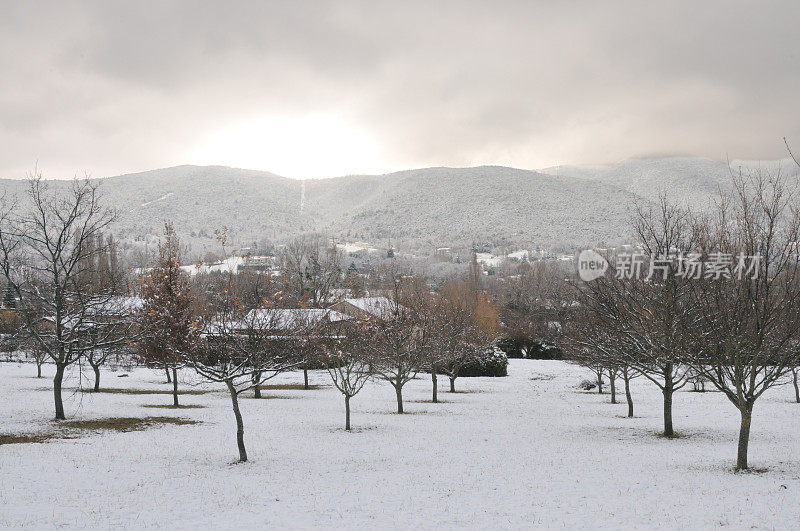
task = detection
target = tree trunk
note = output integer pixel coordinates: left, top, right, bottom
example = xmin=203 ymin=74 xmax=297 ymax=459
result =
xmin=449 ymin=376 xmax=456 ymax=393
xmin=609 ymin=371 xmax=617 ymax=404
xmin=431 ymin=368 xmax=438 ymax=403
xmin=736 ymin=402 xmax=753 ymax=470
xmin=345 ymin=394 xmax=351 ymax=431
xmin=303 ymin=368 xmax=309 ymax=390
xmin=92 ymin=363 xmax=100 ymax=392
xmin=172 ymin=367 xmax=179 ymax=407
xmin=53 ymin=363 xmax=66 ymax=420
xmin=395 ymin=383 xmax=404 ymax=414
xmin=662 ymin=384 xmax=674 ymax=437
xmin=793 ymin=369 xmax=799 ymax=404
xmin=165 ymin=366 xmax=172 ymax=383
xmin=596 ymin=369 xmax=603 ymax=394
xmin=253 ymin=371 xmax=262 ymax=399
xmin=226 ymin=380 xmax=247 ymax=462
xmin=37 ymin=361 xmax=42 ymax=378
xmin=623 ymin=368 xmax=634 ymax=418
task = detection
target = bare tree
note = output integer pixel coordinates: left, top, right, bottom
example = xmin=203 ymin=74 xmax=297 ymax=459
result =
xmin=563 ymin=310 xmax=641 ymax=415
xmin=605 ymin=366 xmax=619 ymax=403
xmin=320 ymin=319 xmax=373 ymax=430
xmin=785 ymin=137 xmax=800 ymax=407
xmin=620 ymin=365 xmax=640 ymax=417
xmin=0 ymin=175 xmax=121 ymax=419
xmin=83 ymin=298 xmax=139 ymax=392
xmin=191 ymin=256 xmax=285 ymax=399
xmin=435 ymin=279 xmax=500 ymax=394
xmin=578 ymin=199 xmax=697 ymax=436
xmin=194 ymin=278 xmax=297 ymax=462
xmin=79 ymin=233 xmax=135 ymax=392
xmin=29 ymin=340 xmax=48 ymax=378
xmin=686 ymin=167 xmax=800 ymax=470
xmin=280 ymin=234 xmax=342 ymax=308
xmin=363 ymin=278 xmax=428 ymax=414
xmin=792 ymin=367 xmax=800 ymax=404
xmin=401 ymin=277 xmax=445 ymax=402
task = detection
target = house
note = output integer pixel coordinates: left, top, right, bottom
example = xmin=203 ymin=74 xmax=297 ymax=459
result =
xmin=336 ymin=241 xmax=379 ymax=256
xmin=244 ymin=308 xmax=349 ymax=331
xmin=204 ymin=308 xmax=350 ymax=343
xmin=237 ymin=255 xmax=280 ymax=274
xmin=329 ymin=297 xmax=398 ymax=320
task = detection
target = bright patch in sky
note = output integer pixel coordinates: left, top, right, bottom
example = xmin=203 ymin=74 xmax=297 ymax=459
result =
xmin=187 ymin=115 xmax=392 ymax=179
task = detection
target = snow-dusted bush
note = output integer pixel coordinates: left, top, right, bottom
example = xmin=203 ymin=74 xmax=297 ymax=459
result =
xmin=458 ymin=346 xmax=508 ymax=377
xmin=525 ymin=341 xmax=562 ymax=360
xmin=496 ymin=336 xmax=563 ymax=360
xmin=495 ymin=336 xmax=523 ymax=358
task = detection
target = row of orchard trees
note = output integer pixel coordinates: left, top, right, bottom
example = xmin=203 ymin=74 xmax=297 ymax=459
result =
xmin=0 ymin=174 xmax=500 ymax=462
xmin=563 ymin=163 xmax=800 ymax=471
xmin=137 ymin=223 xmax=500 ymax=461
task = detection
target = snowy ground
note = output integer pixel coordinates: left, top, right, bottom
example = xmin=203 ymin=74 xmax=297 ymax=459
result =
xmin=1 ymin=360 xmax=799 ymax=529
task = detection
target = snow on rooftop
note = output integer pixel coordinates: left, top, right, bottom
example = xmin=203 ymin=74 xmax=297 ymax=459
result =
xmin=475 ymin=252 xmax=502 ymax=267
xmin=245 ymin=308 xmax=349 ymax=329
xmin=180 ymin=256 xmax=244 ymax=276
xmin=340 ymin=297 xmax=397 ymax=318
xmin=336 ymin=242 xmax=379 ymax=254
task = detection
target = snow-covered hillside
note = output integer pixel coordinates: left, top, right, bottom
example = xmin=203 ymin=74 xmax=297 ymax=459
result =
xmin=1 ymin=360 xmax=798 ymax=528
xmin=8 ymin=157 xmax=795 ymax=252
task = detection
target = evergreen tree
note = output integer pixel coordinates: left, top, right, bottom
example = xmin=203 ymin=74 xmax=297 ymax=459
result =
xmin=2 ymin=283 xmax=16 ymax=309
xmin=137 ymin=222 xmax=199 ymax=406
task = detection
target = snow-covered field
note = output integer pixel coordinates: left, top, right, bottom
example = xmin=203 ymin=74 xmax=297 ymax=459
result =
xmin=1 ymin=360 xmax=799 ymax=529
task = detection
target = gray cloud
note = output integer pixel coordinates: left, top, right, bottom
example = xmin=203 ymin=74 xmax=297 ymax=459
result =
xmin=1 ymin=0 xmax=798 ymax=179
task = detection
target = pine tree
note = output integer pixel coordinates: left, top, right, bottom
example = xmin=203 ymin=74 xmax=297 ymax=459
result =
xmin=137 ymin=222 xmax=199 ymax=406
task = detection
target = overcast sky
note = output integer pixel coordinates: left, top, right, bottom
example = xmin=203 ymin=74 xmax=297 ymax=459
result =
xmin=1 ymin=1 xmax=798 ymax=179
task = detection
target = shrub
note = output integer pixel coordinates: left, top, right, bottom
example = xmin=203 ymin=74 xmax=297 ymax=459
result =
xmin=459 ymin=346 xmax=508 ymax=377
xmin=496 ymin=336 xmax=562 ymax=360
xmin=526 ymin=341 xmax=563 ymax=360
xmin=496 ymin=336 xmax=523 ymax=358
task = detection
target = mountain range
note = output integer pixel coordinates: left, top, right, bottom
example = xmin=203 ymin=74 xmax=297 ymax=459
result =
xmin=1 ymin=157 xmax=796 ymax=258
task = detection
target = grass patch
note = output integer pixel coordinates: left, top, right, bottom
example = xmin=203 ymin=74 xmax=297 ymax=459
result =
xmin=0 ymin=433 xmax=56 ymax=445
xmin=735 ymin=466 xmax=770 ymax=474
xmin=247 ymin=394 xmax=295 ymax=400
xmin=655 ymin=431 xmax=690 ymax=440
xmin=58 ymin=416 xmax=199 ymax=432
xmin=374 ymin=410 xmax=430 ymax=415
xmin=257 ymin=383 xmax=323 ymax=391
xmin=1 ymin=416 xmax=199 ymax=446
xmin=330 ymin=426 xmax=378 ymax=434
xmin=141 ymin=404 xmax=207 ymax=409
xmin=80 ymin=387 xmax=212 ymax=396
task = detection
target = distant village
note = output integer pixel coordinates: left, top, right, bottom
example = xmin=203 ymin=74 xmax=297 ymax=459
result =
xmin=177 ymin=238 xmax=576 ymax=281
